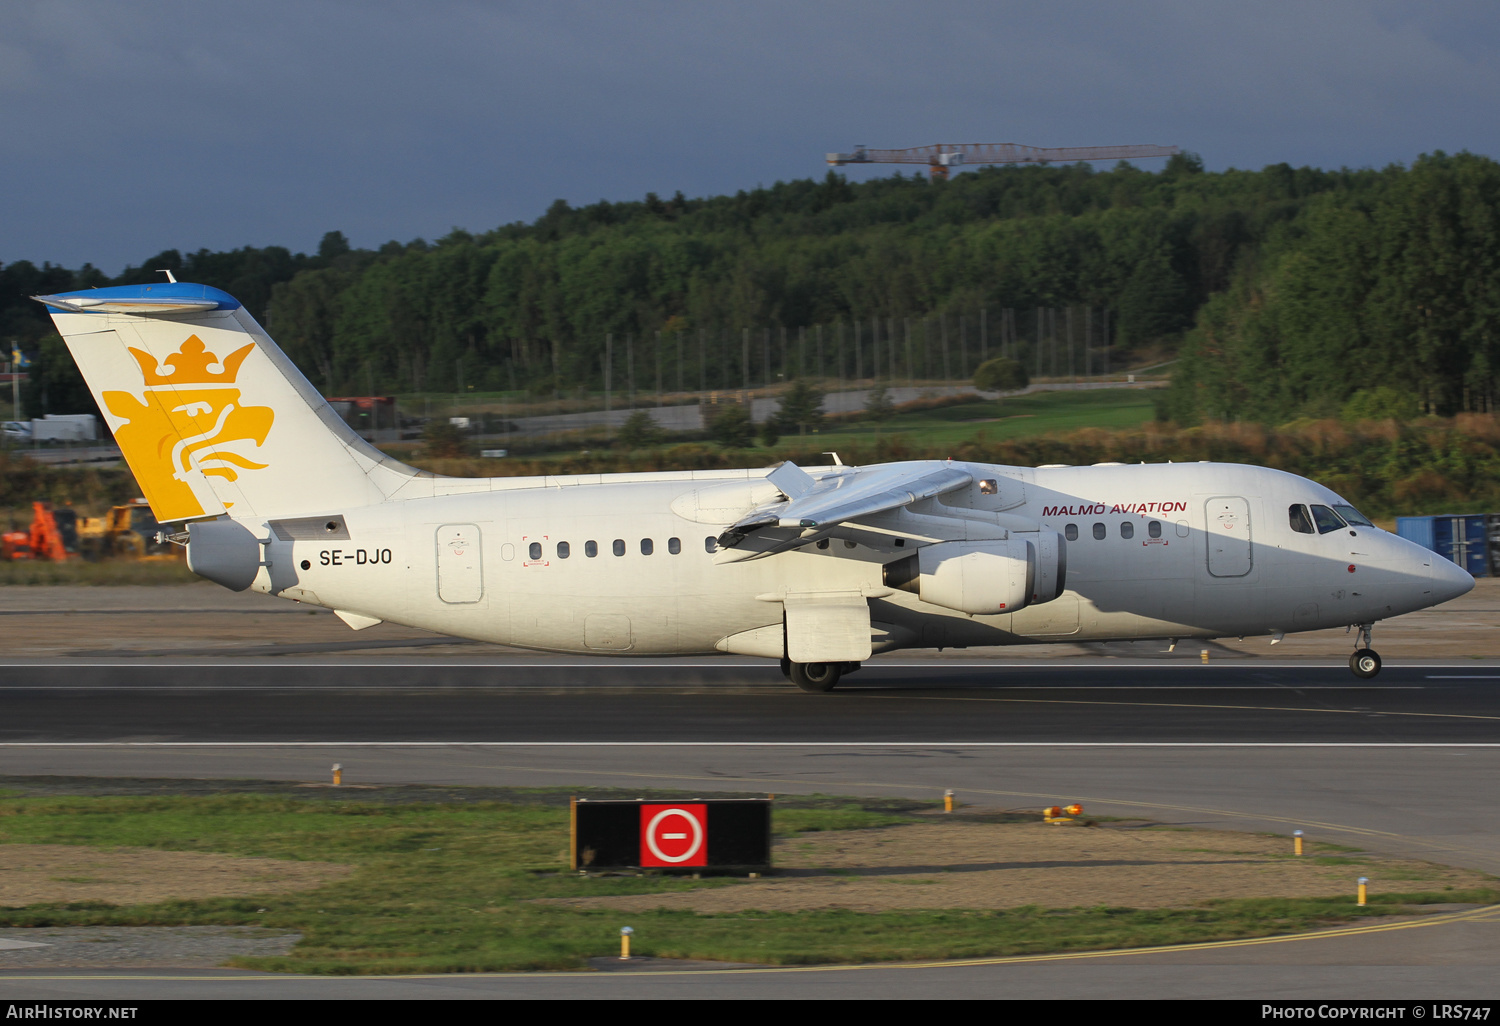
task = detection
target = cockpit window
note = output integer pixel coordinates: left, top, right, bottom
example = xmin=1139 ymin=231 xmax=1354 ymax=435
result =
xmin=1310 ymin=504 xmax=1346 ymax=534
xmin=1288 ymin=504 xmax=1315 ymax=534
xmin=1333 ymin=504 xmax=1373 ymax=528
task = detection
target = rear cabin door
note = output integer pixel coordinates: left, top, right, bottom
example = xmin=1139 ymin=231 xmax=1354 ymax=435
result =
xmin=1205 ymin=497 xmax=1252 ymax=577
xmin=436 ymin=524 xmax=484 ymax=603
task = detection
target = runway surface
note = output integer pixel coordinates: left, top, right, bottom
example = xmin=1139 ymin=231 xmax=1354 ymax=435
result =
xmin=3 ymin=661 xmax=1500 ymax=743
xmin=2 ymin=659 xmax=1499 ymax=999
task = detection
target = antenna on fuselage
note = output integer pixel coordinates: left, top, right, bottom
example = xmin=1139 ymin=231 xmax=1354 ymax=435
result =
xmin=156 ymin=269 xmax=177 ymax=283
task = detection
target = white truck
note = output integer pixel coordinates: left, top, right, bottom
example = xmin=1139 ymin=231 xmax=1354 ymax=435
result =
xmin=4 ymin=414 xmax=99 ymax=442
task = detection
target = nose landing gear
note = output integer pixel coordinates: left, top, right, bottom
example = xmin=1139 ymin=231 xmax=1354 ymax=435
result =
xmin=1349 ymin=623 xmax=1381 ymax=679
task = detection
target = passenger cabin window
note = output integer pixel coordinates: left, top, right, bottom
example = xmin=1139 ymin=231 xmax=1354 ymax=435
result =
xmin=1120 ymin=521 xmax=1134 ymax=540
xmin=585 ymin=540 xmax=598 ymax=558
xmin=557 ymin=541 xmax=570 ymax=559
xmin=1092 ymin=523 xmax=1106 ymax=540
xmin=528 ymin=542 xmax=542 ymax=560
xmin=1333 ymin=504 xmax=1374 ymax=527
xmin=1064 ymin=524 xmax=1079 ymax=541
xmin=1148 ymin=520 xmax=1162 ymax=539
xmin=668 ymin=537 xmax=681 ymax=554
xmin=705 ymin=536 xmax=718 ymax=553
xmin=1310 ymin=504 xmax=1346 ymax=534
xmin=641 ymin=538 xmax=654 ymax=555
xmin=613 ymin=539 xmax=626 ymax=556
xmin=1289 ymin=504 xmax=1315 ymax=534
xmin=979 ymin=479 xmax=998 ymax=495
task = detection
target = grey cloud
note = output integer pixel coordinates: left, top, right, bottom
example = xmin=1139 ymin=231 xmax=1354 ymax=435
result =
xmin=2 ymin=0 xmax=1497 ymax=272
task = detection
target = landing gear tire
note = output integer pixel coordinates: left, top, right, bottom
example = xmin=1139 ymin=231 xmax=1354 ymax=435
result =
xmin=780 ymin=658 xmax=792 ymax=679
xmin=789 ymin=661 xmax=841 ymax=693
xmin=1350 ymin=648 xmax=1382 ymax=679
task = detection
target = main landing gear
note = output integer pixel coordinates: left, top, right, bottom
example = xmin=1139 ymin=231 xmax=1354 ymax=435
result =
xmin=1349 ymin=623 xmax=1381 ymax=679
xmin=782 ymin=660 xmax=860 ymax=693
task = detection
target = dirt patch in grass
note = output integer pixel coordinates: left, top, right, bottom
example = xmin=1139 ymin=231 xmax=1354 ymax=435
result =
xmin=538 ymin=821 xmax=1492 ymax=914
xmin=0 ymin=844 xmax=352 ymax=907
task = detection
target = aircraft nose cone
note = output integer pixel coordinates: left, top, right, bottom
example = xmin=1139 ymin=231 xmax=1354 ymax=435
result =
xmin=1430 ymin=555 xmax=1476 ymax=604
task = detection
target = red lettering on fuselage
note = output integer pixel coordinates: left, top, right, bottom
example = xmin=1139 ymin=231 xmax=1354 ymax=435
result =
xmin=1041 ymin=501 xmax=1187 ymax=518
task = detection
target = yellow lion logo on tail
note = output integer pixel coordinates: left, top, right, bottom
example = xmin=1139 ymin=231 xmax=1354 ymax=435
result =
xmin=103 ymin=335 xmax=274 ymax=521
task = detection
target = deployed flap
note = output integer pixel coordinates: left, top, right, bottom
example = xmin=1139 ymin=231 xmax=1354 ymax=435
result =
xmin=719 ymin=461 xmax=973 ymax=548
xmin=784 ymin=593 xmax=873 ymax=663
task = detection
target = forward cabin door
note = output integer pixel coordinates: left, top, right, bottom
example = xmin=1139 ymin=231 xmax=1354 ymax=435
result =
xmin=1205 ymin=497 xmax=1252 ymax=577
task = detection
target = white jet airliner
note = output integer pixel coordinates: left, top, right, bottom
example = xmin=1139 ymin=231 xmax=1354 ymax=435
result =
xmin=35 ymin=282 xmax=1473 ymax=690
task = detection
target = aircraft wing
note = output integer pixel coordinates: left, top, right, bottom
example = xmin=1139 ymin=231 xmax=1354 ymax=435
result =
xmin=717 ymin=461 xmax=973 ymax=549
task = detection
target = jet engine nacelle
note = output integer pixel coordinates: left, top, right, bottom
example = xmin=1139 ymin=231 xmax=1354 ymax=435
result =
xmin=883 ymin=531 xmax=1066 ymax=615
xmin=917 ymin=538 xmax=1033 ymax=614
xmin=1030 ymin=529 xmax=1067 ymax=606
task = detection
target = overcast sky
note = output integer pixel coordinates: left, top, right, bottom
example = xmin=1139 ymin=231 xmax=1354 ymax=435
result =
xmin=5 ymin=0 xmax=1498 ymax=274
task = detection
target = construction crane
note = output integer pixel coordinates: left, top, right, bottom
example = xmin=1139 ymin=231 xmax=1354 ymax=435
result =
xmin=827 ymin=142 xmax=1181 ymax=180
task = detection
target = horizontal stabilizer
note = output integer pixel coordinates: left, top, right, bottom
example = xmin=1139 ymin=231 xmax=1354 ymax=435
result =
xmin=35 ymin=283 xmax=239 ymax=316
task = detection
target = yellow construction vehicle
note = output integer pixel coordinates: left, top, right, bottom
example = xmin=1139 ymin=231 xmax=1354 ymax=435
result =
xmin=75 ymin=499 xmax=178 ymax=561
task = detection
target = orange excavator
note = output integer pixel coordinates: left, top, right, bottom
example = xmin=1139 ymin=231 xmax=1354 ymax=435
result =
xmin=1 ymin=502 xmax=74 ymax=561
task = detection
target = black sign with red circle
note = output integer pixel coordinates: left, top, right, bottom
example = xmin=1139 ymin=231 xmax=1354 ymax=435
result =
xmin=571 ymin=798 xmax=772 ymax=871
xmin=640 ymin=804 xmax=707 ymax=867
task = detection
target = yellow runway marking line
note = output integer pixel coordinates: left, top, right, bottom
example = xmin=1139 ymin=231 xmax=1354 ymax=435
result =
xmin=6 ymin=904 xmax=1498 ymax=983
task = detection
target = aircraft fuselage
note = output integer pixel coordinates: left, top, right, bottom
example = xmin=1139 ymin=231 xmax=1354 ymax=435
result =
xmin=253 ymin=460 xmax=1466 ymax=657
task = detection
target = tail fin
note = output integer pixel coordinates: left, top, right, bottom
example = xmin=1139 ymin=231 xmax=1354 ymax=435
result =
xmin=34 ymin=282 xmax=421 ymax=523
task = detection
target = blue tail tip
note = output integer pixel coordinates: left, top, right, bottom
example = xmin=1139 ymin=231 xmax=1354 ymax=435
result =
xmin=34 ymin=282 xmax=241 ymax=312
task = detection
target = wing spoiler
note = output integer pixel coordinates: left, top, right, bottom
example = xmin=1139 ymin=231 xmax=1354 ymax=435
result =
xmin=717 ymin=461 xmax=973 ymax=550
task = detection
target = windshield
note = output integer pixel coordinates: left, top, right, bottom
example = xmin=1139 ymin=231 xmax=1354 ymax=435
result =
xmin=1310 ymin=504 xmax=1346 ymax=534
xmin=1332 ymin=504 xmax=1373 ymax=527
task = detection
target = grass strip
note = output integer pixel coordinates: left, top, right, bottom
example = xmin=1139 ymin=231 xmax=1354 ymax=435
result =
xmin=0 ymin=559 xmax=196 ymax=586
xmin=0 ymin=790 xmax=1487 ymax=975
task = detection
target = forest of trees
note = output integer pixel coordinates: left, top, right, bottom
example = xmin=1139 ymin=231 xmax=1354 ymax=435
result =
xmin=1160 ymin=151 xmax=1500 ymax=422
xmin=3 ymin=150 xmax=1499 ymax=424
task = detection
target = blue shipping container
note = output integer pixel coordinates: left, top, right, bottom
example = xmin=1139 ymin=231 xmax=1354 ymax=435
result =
xmin=1396 ymin=514 xmax=1489 ymax=577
